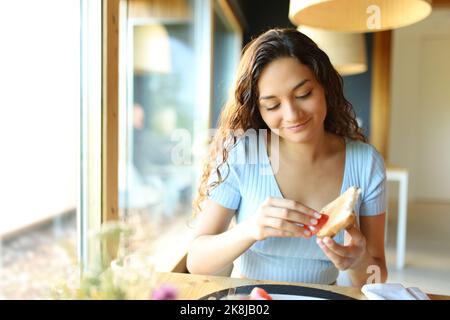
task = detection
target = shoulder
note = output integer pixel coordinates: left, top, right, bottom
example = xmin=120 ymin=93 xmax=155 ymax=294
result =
xmin=346 ymin=138 xmax=384 ymax=165
xmin=347 ymin=140 xmax=387 ymax=214
xmin=225 ymin=131 xmax=263 ymax=167
xmin=211 ymin=132 xmax=262 ymax=182
xmin=348 ymin=141 xmax=387 ymax=204
xmin=345 ymin=138 xmax=386 ymax=190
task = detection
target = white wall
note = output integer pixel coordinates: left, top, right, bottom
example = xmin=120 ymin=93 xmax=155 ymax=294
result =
xmin=389 ymin=9 xmax=450 ymax=202
xmin=0 ymin=0 xmax=80 ymax=236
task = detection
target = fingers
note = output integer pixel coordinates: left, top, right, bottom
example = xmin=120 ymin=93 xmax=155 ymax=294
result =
xmin=263 ymin=227 xmax=294 ymax=238
xmin=345 ymin=225 xmax=365 ymax=245
xmin=316 ymin=238 xmax=352 ymax=270
xmin=316 ymin=234 xmax=368 ymax=271
xmin=264 ymin=197 xmax=321 ymax=219
xmin=317 ymin=237 xmax=352 ymax=257
xmin=265 ymin=206 xmax=318 ymax=226
xmin=263 ymin=217 xmax=312 ymax=238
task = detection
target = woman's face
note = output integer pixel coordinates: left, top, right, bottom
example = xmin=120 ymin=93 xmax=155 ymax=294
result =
xmin=257 ymin=57 xmax=327 ymax=144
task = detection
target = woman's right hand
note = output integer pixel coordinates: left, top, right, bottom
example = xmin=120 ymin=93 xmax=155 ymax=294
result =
xmin=244 ymin=197 xmax=323 ymax=241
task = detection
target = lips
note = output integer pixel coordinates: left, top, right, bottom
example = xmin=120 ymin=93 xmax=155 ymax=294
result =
xmin=284 ymin=118 xmax=311 ymax=132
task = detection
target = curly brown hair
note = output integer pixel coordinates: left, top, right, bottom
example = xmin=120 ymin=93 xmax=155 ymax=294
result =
xmin=192 ymin=28 xmax=366 ymax=215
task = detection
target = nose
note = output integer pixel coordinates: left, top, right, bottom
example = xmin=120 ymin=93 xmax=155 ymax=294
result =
xmin=282 ymin=98 xmax=303 ymax=122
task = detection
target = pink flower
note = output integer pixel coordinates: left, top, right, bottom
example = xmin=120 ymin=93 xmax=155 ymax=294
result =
xmin=151 ymin=284 xmax=178 ymax=300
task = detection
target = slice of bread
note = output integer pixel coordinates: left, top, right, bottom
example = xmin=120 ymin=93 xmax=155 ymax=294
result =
xmin=316 ymin=186 xmax=361 ymax=238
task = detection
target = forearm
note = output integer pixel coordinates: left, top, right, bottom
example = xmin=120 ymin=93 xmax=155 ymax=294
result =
xmin=347 ymin=250 xmax=388 ymax=288
xmin=187 ymin=221 xmax=256 ymax=275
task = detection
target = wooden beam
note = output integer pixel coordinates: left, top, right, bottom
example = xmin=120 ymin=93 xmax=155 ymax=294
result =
xmin=432 ymin=0 xmax=450 ymax=8
xmin=102 ymin=0 xmax=120 ymax=223
xmin=370 ymin=30 xmax=391 ymax=160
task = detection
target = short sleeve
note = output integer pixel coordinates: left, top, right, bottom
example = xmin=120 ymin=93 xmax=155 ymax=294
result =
xmin=207 ymin=161 xmax=241 ymax=210
xmin=360 ymin=145 xmax=387 ymax=216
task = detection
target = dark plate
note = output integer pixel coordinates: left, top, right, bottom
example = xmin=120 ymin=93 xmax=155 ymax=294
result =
xmin=199 ymin=284 xmax=356 ymax=300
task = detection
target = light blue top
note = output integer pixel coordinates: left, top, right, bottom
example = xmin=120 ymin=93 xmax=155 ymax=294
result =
xmin=208 ymin=133 xmax=386 ymax=285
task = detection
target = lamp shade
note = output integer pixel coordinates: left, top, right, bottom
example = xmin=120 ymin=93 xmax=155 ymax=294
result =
xmin=129 ymin=0 xmax=192 ymax=21
xmin=134 ymin=24 xmax=172 ymax=74
xmin=289 ymin=0 xmax=432 ymax=32
xmin=298 ymin=26 xmax=367 ymax=76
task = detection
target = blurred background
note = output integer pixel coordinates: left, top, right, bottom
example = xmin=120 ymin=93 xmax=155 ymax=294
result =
xmin=0 ymin=0 xmax=449 ymax=299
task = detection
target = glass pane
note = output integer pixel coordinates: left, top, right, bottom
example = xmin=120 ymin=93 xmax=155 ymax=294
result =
xmin=0 ymin=0 xmax=80 ymax=299
xmin=212 ymin=3 xmax=242 ymax=126
xmin=80 ymin=0 xmax=102 ymax=273
xmin=118 ymin=0 xmax=211 ymax=270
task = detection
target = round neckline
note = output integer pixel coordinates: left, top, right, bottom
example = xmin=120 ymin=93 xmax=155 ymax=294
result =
xmin=261 ymin=134 xmax=349 ymax=199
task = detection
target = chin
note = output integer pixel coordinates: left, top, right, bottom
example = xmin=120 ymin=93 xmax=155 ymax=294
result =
xmin=284 ymin=135 xmax=312 ymax=144
xmin=280 ymin=130 xmax=315 ymax=144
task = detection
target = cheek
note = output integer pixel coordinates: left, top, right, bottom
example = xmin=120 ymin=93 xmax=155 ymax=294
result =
xmin=317 ymin=102 xmax=327 ymax=122
xmin=308 ymin=93 xmax=327 ymax=121
xmin=259 ymin=110 xmax=280 ymax=128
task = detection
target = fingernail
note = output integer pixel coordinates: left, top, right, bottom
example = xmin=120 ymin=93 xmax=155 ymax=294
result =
xmin=308 ymin=225 xmax=316 ymax=231
xmin=310 ymin=218 xmax=318 ymax=225
xmin=324 ymin=237 xmax=332 ymax=244
xmin=313 ymin=212 xmax=322 ymax=219
xmin=304 ymin=230 xmax=311 ymax=236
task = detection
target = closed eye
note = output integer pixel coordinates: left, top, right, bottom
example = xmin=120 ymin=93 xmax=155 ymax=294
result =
xmin=264 ymin=90 xmax=312 ymax=110
xmin=266 ymin=104 xmax=280 ymax=111
xmin=295 ymin=90 xmax=312 ymax=99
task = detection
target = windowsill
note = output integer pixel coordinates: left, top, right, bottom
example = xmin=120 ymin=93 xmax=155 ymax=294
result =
xmin=125 ymin=212 xmax=195 ymax=273
xmin=152 ymin=215 xmax=195 ymax=272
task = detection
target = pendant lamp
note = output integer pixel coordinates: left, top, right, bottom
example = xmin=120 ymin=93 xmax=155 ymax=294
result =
xmin=134 ymin=24 xmax=172 ymax=74
xmin=298 ymin=26 xmax=367 ymax=76
xmin=289 ymin=0 xmax=432 ymax=32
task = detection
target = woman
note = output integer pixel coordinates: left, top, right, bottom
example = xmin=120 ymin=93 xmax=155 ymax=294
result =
xmin=187 ymin=28 xmax=387 ymax=287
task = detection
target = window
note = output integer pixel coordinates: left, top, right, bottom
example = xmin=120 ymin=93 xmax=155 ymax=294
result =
xmin=212 ymin=0 xmax=243 ymax=126
xmin=0 ymin=0 xmax=243 ymax=299
xmin=0 ymin=0 xmax=80 ymax=299
xmin=118 ymin=0 xmax=242 ymax=271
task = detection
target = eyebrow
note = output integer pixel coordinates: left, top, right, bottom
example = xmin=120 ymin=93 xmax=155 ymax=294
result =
xmin=259 ymin=79 xmax=310 ymax=100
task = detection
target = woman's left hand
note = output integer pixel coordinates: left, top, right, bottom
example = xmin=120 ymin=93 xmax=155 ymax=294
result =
xmin=316 ymin=225 xmax=368 ymax=271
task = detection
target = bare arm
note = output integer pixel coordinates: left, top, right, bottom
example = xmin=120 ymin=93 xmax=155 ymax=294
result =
xmin=187 ymin=198 xmax=321 ymax=275
xmin=316 ymin=213 xmax=388 ymax=287
xmin=347 ymin=213 xmax=388 ymax=286
xmin=186 ymin=199 xmax=256 ymax=275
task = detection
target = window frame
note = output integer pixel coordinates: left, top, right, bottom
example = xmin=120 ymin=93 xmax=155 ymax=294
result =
xmin=81 ymin=0 xmax=243 ymax=272
xmin=80 ymin=0 xmax=121 ymax=270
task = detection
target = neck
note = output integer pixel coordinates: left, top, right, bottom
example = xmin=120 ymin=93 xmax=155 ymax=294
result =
xmin=278 ymin=130 xmax=329 ymax=164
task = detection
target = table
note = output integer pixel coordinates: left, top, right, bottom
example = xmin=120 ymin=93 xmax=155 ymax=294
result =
xmin=386 ymin=166 xmax=409 ymax=270
xmin=154 ymin=272 xmax=450 ymax=300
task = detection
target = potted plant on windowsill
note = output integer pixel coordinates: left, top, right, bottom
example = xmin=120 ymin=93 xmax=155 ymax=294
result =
xmin=52 ymin=220 xmax=178 ymax=300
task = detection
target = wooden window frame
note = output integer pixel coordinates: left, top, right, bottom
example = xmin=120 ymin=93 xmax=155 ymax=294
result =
xmin=102 ymin=0 xmax=120 ymax=223
xmin=80 ymin=0 xmax=120 ymax=270
xmin=98 ymin=0 xmax=243 ymax=273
